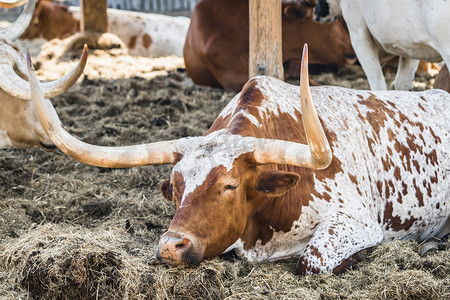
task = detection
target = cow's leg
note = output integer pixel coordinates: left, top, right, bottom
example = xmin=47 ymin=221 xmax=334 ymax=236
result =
xmin=342 ymin=13 xmax=386 ymax=90
xmin=394 ymin=57 xmax=419 ymax=91
xmin=296 ymin=212 xmax=383 ymax=274
xmin=349 ymin=33 xmax=386 ymax=90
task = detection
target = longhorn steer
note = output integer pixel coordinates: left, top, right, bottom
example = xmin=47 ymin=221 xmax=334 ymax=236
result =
xmin=314 ymin=0 xmax=450 ymax=91
xmin=0 ymin=0 xmax=87 ymax=148
xmin=27 ymin=45 xmax=449 ymax=274
xmin=184 ymin=0 xmax=355 ymax=92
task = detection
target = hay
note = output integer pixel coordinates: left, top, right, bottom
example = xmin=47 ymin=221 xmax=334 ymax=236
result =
xmin=0 ymin=39 xmax=448 ymax=299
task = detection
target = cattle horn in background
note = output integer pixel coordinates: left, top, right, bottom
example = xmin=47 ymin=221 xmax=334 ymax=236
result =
xmin=253 ymin=44 xmax=332 ymax=170
xmin=0 ymin=0 xmax=35 ymax=40
xmin=0 ymin=43 xmax=88 ymax=99
xmin=0 ymin=0 xmax=88 ymax=100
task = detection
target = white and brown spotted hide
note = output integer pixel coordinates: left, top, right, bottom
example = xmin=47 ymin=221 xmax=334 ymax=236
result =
xmin=166 ymin=76 xmax=449 ymax=274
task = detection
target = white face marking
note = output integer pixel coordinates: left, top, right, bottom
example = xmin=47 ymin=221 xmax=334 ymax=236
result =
xmin=173 ymin=130 xmax=256 ymax=201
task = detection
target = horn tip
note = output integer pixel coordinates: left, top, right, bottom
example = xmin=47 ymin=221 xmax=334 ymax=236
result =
xmin=26 ymin=49 xmax=32 ymax=70
xmin=301 ymin=44 xmax=308 ymax=74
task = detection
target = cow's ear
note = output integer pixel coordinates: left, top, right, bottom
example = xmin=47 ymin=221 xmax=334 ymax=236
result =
xmin=283 ymin=3 xmax=309 ymax=21
xmin=256 ymin=170 xmax=300 ymax=197
xmin=160 ymin=179 xmax=173 ymax=201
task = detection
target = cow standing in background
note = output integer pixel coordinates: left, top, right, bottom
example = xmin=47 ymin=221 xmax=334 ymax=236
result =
xmin=184 ymin=0 xmax=355 ymax=92
xmin=0 ymin=0 xmax=86 ymax=148
xmin=314 ymin=0 xmax=450 ymax=91
xmin=28 ymin=44 xmax=449 ymax=274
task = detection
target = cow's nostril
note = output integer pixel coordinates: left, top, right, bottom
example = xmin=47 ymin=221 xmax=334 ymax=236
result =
xmin=175 ymin=237 xmax=191 ymax=250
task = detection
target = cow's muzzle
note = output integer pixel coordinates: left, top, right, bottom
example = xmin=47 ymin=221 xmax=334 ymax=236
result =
xmin=156 ymin=231 xmax=203 ymax=265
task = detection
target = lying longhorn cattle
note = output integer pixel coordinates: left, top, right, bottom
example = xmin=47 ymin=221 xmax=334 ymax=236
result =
xmin=0 ymin=0 xmax=87 ymax=148
xmin=184 ymin=0 xmax=355 ymax=92
xmin=314 ymin=0 xmax=450 ymax=91
xmin=434 ymin=65 xmax=450 ymax=93
xmin=27 ymin=45 xmax=449 ymax=274
xmin=19 ymin=0 xmax=190 ymax=57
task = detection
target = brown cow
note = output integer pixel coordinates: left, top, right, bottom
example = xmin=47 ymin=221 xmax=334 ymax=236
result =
xmin=183 ymin=0 xmax=355 ymax=91
xmin=28 ymin=45 xmax=448 ymax=274
xmin=0 ymin=0 xmax=86 ymax=148
xmin=434 ymin=65 xmax=450 ymax=93
xmin=19 ymin=0 xmax=79 ymax=40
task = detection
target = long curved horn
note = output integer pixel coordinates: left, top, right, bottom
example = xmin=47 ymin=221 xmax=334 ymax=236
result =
xmin=0 ymin=0 xmax=36 ymax=41
xmin=0 ymin=44 xmax=88 ymax=100
xmin=253 ymin=44 xmax=332 ymax=170
xmin=26 ymin=51 xmax=180 ymax=168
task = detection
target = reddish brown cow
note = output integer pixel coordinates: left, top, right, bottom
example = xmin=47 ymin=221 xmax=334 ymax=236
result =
xmin=19 ymin=0 xmax=79 ymax=40
xmin=434 ymin=65 xmax=450 ymax=93
xmin=183 ymin=0 xmax=355 ymax=91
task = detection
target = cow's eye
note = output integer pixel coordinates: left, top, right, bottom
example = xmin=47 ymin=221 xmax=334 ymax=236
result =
xmin=224 ymin=185 xmax=238 ymax=191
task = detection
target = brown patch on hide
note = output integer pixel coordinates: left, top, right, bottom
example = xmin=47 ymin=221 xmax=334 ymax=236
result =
xmin=128 ymin=35 xmax=137 ymax=49
xmin=332 ymin=253 xmax=362 ymax=274
xmin=358 ymin=94 xmax=397 ymax=137
xmin=240 ymin=115 xmax=343 ymax=249
xmin=296 ymin=245 xmax=323 ymax=275
xmin=142 ymin=33 xmax=152 ymax=49
xmin=383 ymin=201 xmax=418 ymax=231
xmin=238 ymin=79 xmax=265 ymax=108
xmin=425 ymin=149 xmax=438 ymax=166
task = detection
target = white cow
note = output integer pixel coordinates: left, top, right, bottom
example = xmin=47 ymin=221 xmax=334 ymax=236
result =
xmin=69 ymin=7 xmax=190 ymax=57
xmin=313 ymin=0 xmax=450 ymax=90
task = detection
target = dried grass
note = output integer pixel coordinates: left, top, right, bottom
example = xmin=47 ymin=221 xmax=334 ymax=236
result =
xmin=0 ymin=38 xmax=447 ymax=299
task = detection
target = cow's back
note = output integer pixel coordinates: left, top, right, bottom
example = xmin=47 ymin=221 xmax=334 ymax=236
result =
xmin=211 ymin=77 xmax=448 ymax=255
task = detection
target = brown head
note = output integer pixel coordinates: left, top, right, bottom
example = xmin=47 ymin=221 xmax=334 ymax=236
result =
xmin=157 ymin=139 xmax=303 ymax=264
xmin=282 ymin=1 xmax=355 ymax=79
xmin=27 ymin=44 xmax=331 ymax=264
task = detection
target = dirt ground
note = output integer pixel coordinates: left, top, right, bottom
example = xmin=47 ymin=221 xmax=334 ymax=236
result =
xmin=0 ymin=35 xmax=448 ymax=299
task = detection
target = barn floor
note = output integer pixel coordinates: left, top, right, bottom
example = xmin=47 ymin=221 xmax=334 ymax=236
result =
xmin=0 ymin=37 xmax=448 ymax=299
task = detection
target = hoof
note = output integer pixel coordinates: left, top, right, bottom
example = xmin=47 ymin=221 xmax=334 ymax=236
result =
xmin=418 ymin=237 xmax=445 ymax=257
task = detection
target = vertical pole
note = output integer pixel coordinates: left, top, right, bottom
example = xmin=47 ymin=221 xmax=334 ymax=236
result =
xmin=80 ymin=0 xmax=108 ymax=33
xmin=249 ymin=0 xmax=283 ymax=80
